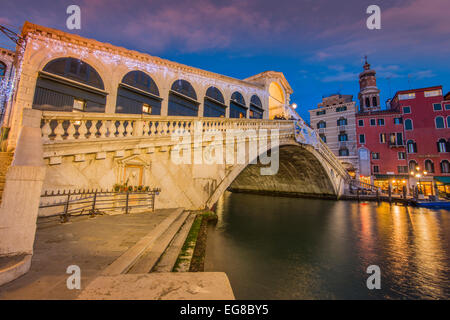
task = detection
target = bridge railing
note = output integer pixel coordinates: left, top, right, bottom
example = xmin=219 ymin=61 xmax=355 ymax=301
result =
xmin=40 ymin=111 xmax=294 ymax=143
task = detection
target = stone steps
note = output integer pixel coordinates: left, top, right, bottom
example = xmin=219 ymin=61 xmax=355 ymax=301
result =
xmin=152 ymin=213 xmax=196 ymax=273
xmin=101 ymin=208 xmax=185 ymax=276
xmin=127 ymin=211 xmax=191 ymax=274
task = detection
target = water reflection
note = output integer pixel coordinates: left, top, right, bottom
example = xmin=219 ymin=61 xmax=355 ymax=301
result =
xmin=205 ymin=192 xmax=450 ymax=299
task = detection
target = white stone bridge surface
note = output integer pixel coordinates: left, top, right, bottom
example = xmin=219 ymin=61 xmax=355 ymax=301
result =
xmin=39 ymin=111 xmax=350 ymax=210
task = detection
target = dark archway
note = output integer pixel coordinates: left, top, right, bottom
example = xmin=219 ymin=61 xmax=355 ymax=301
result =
xmin=116 ymin=70 xmax=161 ymax=115
xmin=204 ymin=86 xmax=226 ymax=117
xmin=230 ymin=91 xmax=247 ymax=118
xmin=168 ymin=79 xmax=199 ymax=116
xmin=250 ymin=95 xmax=263 ymax=119
xmin=32 ymin=57 xmax=106 ymax=112
xmin=228 ymin=145 xmax=336 ymax=199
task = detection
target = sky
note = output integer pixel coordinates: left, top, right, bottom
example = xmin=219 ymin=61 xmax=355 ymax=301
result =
xmin=1 ymin=0 xmax=449 ymax=122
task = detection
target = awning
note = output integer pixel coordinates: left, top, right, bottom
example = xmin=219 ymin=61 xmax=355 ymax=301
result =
xmin=434 ymin=176 xmax=450 ymax=184
xmin=374 ymin=174 xmax=409 ymax=180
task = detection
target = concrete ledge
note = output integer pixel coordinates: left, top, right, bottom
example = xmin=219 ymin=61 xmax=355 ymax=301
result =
xmin=101 ymin=208 xmax=184 ymax=276
xmin=0 ymin=254 xmax=32 ymax=287
xmin=77 ymin=272 xmax=235 ymax=300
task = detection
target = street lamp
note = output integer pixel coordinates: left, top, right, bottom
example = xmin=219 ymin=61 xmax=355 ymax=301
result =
xmin=291 ymin=103 xmax=298 ymax=109
xmin=411 ymin=167 xmax=428 ymax=195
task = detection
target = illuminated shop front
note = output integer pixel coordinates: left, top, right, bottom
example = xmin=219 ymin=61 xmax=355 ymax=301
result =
xmin=434 ymin=177 xmax=450 ymax=197
xmin=373 ymin=175 xmax=409 ymax=194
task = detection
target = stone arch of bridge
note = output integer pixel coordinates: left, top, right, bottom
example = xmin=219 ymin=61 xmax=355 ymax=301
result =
xmin=206 ymin=142 xmax=338 ymax=208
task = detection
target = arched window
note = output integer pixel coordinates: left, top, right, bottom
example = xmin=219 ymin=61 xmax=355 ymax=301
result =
xmin=409 ymin=160 xmax=418 ymax=173
xmin=204 ymin=86 xmax=226 ymax=118
xmin=435 ymin=116 xmax=445 ymax=129
xmin=230 ymin=91 xmax=247 ymax=118
xmin=425 ymin=159 xmax=435 ymax=173
xmin=437 ymin=138 xmax=448 ymax=153
xmin=339 ymin=148 xmax=349 ymax=157
xmin=250 ymin=95 xmax=263 ymax=119
xmin=337 ymin=118 xmax=347 ymax=126
xmin=317 ymin=121 xmax=326 ymax=129
xmin=447 ymin=116 xmax=450 ymax=128
xmin=168 ymin=79 xmax=199 ymax=116
xmin=32 ymin=57 xmax=106 ymax=112
xmin=404 ymin=119 xmax=413 ymax=131
xmin=372 ymin=96 xmax=377 ymax=107
xmin=43 ymin=57 xmax=104 ymax=89
xmin=116 ymin=71 xmax=161 ymax=115
xmin=365 ymin=97 xmax=370 ymax=107
xmin=441 ymin=160 xmax=450 ymax=174
xmin=338 ymin=133 xmax=348 ymax=141
xmin=0 ymin=61 xmax=6 ymax=77
xmin=407 ymin=140 xmax=417 ymax=153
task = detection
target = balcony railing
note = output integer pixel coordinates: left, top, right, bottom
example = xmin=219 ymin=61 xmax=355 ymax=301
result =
xmin=338 ymin=125 xmax=347 ymax=132
xmin=40 ymin=111 xmax=295 ymax=142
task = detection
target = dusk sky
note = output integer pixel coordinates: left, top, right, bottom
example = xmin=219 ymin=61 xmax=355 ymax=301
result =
xmin=1 ymin=0 xmax=449 ymax=121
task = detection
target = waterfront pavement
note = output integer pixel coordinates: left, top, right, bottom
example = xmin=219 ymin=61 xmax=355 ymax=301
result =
xmin=0 ymin=209 xmax=234 ymax=300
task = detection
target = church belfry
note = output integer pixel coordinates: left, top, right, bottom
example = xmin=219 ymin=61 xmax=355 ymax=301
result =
xmin=358 ymin=57 xmax=380 ymax=112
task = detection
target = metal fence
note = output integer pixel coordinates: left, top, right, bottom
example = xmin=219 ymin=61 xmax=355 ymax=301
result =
xmin=39 ymin=188 xmax=161 ymax=222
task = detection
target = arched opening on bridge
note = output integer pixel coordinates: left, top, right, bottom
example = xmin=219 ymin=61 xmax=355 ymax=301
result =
xmin=204 ymin=86 xmax=226 ymax=117
xmin=250 ymin=95 xmax=264 ymax=119
xmin=268 ymin=82 xmax=285 ymax=119
xmin=227 ymin=145 xmax=336 ymax=199
xmin=168 ymin=79 xmax=199 ymax=116
xmin=230 ymin=91 xmax=247 ymax=118
xmin=116 ymin=70 xmax=161 ymax=115
xmin=32 ymin=57 xmax=106 ymax=112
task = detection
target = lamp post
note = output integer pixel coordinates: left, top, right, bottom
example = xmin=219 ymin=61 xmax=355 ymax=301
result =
xmin=411 ymin=166 xmax=428 ymax=197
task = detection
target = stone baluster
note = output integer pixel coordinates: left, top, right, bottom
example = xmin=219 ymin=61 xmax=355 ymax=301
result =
xmin=41 ymin=120 xmax=52 ymax=142
xmin=117 ymin=121 xmax=125 ymax=137
xmin=66 ymin=121 xmax=76 ymax=140
xmin=54 ymin=120 xmax=64 ymax=141
xmin=87 ymin=120 xmax=96 ymax=139
xmin=78 ymin=120 xmax=88 ymax=140
xmin=142 ymin=121 xmax=149 ymax=137
xmin=98 ymin=120 xmax=107 ymax=138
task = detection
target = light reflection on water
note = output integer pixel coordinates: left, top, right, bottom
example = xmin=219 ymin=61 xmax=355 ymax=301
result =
xmin=205 ymin=192 xmax=450 ymax=299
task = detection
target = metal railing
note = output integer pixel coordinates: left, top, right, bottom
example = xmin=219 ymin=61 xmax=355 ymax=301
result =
xmin=39 ymin=188 xmax=161 ymax=222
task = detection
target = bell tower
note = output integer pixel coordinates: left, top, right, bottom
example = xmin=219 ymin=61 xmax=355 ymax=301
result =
xmin=358 ymin=56 xmax=380 ymax=112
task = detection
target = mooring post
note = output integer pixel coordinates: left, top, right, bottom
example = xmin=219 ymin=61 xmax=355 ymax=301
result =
xmin=357 ymin=188 xmax=360 ymax=202
xmin=125 ymin=191 xmax=129 ymax=214
xmin=63 ymin=191 xmax=71 ymax=223
xmin=388 ymin=185 xmax=392 ymax=204
xmin=92 ymin=190 xmax=97 ymax=214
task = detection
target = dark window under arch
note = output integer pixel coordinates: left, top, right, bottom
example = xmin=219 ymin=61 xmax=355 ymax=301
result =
xmin=249 ymin=94 xmax=263 ymax=119
xmin=168 ymin=79 xmax=198 ymax=116
xmin=0 ymin=61 xmax=6 ymax=77
xmin=204 ymin=86 xmax=226 ymax=117
xmin=33 ymin=57 xmax=106 ymax=112
xmin=230 ymin=91 xmax=247 ymax=118
xmin=116 ymin=71 xmax=161 ymax=115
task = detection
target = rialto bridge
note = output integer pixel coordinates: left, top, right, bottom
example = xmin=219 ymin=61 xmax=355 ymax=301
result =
xmin=2 ymin=22 xmax=350 ymax=213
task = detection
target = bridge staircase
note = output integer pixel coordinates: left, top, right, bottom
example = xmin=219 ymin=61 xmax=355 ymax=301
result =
xmin=101 ymin=208 xmax=196 ymax=276
xmin=0 ymin=152 xmax=13 ymax=205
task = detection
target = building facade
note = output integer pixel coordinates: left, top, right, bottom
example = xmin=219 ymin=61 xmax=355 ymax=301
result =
xmin=309 ymin=94 xmax=358 ymax=176
xmin=390 ymin=86 xmax=450 ymax=196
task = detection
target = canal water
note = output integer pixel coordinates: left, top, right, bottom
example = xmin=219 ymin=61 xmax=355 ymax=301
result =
xmin=205 ymin=191 xmax=450 ymax=299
